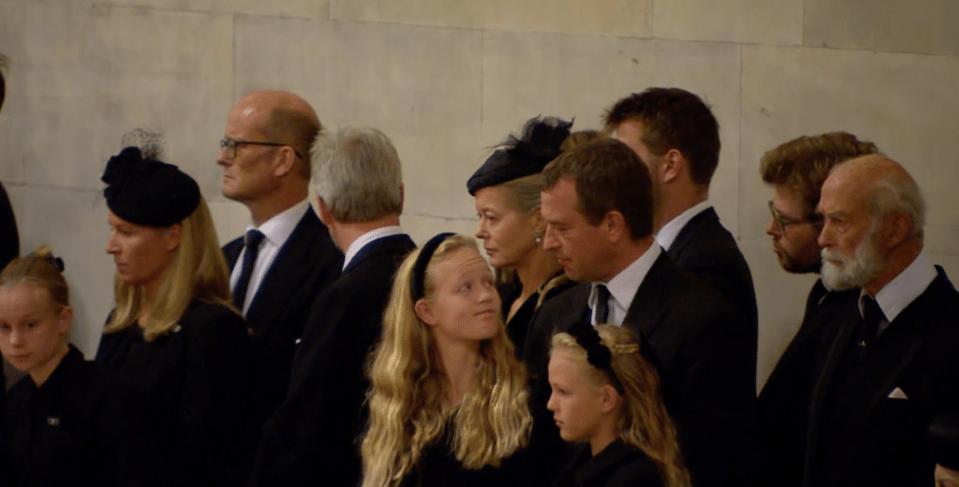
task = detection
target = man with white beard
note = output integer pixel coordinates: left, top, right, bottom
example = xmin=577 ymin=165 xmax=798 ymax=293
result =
xmin=801 ymin=154 xmax=959 ymax=487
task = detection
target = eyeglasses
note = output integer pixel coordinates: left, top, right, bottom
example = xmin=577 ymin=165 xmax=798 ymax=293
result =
xmin=220 ymin=138 xmax=304 ymax=160
xmin=768 ymin=200 xmax=821 ymax=237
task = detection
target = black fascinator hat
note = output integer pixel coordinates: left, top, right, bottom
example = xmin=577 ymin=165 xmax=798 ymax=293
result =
xmin=101 ymin=146 xmax=200 ymax=227
xmin=466 ymin=116 xmax=573 ymax=195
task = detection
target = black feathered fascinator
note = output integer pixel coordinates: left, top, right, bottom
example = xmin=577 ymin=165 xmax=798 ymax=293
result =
xmin=466 ymin=116 xmax=573 ymax=195
xmin=101 ymin=147 xmax=200 ymax=227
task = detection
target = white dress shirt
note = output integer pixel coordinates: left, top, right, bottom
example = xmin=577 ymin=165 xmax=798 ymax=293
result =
xmin=588 ymin=244 xmax=662 ymax=325
xmin=230 ymin=199 xmax=310 ymax=314
xmin=655 ymin=200 xmax=712 ymax=251
xmin=342 ymin=226 xmax=404 ymax=271
xmin=861 ymin=249 xmax=937 ymax=335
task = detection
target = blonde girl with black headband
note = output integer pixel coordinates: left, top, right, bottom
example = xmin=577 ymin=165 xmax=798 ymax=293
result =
xmin=547 ymin=322 xmax=690 ymax=487
xmin=361 ymin=233 xmax=532 ymax=487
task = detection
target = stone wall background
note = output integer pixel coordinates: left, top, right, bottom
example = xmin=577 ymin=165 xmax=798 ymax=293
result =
xmin=1 ymin=0 xmax=957 ymax=390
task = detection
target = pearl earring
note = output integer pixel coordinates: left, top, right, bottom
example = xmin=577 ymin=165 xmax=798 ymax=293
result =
xmin=534 ymin=231 xmax=542 ymax=244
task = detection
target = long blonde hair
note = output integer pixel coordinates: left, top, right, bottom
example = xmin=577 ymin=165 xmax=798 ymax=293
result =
xmin=552 ymin=326 xmax=690 ymax=487
xmin=105 ymin=198 xmax=233 ymax=341
xmin=361 ymin=234 xmax=532 ymax=487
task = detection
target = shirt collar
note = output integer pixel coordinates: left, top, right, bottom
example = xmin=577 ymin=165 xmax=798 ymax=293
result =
xmin=589 ymin=244 xmax=662 ymax=325
xmin=861 ymin=249 xmax=936 ymax=324
xmin=248 ymin=199 xmax=310 ymax=248
xmin=342 ymin=226 xmax=404 ymax=270
xmin=655 ymin=200 xmax=712 ymax=251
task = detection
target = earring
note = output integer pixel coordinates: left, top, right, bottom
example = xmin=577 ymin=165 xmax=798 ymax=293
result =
xmin=534 ymin=231 xmax=542 ymax=244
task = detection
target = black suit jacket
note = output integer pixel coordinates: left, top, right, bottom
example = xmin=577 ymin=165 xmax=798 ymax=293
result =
xmin=222 ymin=207 xmax=342 ymax=430
xmin=528 ymin=251 xmax=757 ymax=487
xmin=757 ymin=279 xmax=858 ymax=487
xmin=803 ymin=267 xmax=959 ymax=487
xmin=247 ymin=234 xmax=416 ymax=487
xmin=666 ymin=207 xmax=758 ymax=358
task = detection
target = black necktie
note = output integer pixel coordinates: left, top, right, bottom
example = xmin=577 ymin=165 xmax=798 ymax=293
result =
xmin=860 ymin=295 xmax=884 ymax=348
xmin=232 ymin=229 xmax=265 ymax=310
xmin=594 ymin=284 xmax=611 ymax=324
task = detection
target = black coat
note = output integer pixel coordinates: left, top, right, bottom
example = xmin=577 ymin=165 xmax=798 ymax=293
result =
xmin=0 ymin=180 xmax=18 ymax=269
xmin=6 ymin=346 xmax=126 ymax=487
xmin=500 ymin=272 xmax=576 ymax=358
xmin=803 ymin=267 xmax=959 ymax=487
xmin=665 ymin=207 xmax=758 ymax=362
xmin=247 ymin=234 xmax=416 ymax=487
xmin=95 ymin=301 xmax=253 ymax=487
xmin=756 ymin=279 xmax=858 ymax=487
xmin=222 ymin=206 xmax=343 ymax=428
xmin=527 ymin=251 xmax=757 ymax=487
xmin=552 ymin=440 xmax=664 ymax=487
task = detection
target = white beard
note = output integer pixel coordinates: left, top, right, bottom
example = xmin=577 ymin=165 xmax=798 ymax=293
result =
xmin=820 ymin=230 xmax=886 ymax=291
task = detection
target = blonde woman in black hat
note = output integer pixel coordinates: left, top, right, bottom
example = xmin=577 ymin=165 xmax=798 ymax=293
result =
xmin=94 ymin=143 xmax=253 ymax=486
xmin=467 ymin=116 xmax=582 ymax=358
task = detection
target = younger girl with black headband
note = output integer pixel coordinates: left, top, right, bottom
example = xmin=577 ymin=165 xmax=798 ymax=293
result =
xmin=361 ymin=233 xmax=532 ymax=487
xmin=547 ymin=322 xmax=690 ymax=487
xmin=0 ymin=247 xmax=137 ymax=486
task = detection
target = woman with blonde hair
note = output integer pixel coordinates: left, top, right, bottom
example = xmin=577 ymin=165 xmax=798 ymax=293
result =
xmin=467 ymin=116 xmax=579 ymax=357
xmin=547 ymin=322 xmax=690 ymax=487
xmin=94 ymin=145 xmax=252 ymax=486
xmin=361 ymin=233 xmax=532 ymax=487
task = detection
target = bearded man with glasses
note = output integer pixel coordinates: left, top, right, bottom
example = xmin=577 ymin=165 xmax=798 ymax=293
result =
xmin=217 ymin=90 xmax=343 ymax=454
xmin=755 ymin=131 xmax=878 ymax=487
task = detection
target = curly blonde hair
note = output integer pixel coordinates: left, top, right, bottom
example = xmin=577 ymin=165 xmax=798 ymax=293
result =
xmin=361 ymin=234 xmax=532 ymax=487
xmin=552 ymin=325 xmax=690 ymax=487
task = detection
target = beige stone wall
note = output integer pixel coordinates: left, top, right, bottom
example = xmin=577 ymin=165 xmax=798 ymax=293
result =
xmin=2 ymin=0 xmax=957 ymax=390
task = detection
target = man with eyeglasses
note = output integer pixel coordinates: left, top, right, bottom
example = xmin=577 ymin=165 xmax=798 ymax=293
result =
xmin=756 ymin=131 xmax=878 ymax=487
xmin=217 ymin=90 xmax=343 ymax=445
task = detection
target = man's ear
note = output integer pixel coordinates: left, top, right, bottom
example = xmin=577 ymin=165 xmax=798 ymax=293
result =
xmin=880 ymin=210 xmax=913 ymax=249
xmin=414 ymin=299 xmax=437 ymax=326
xmin=660 ymin=149 xmax=684 ymax=184
xmin=603 ymin=211 xmax=627 ymax=244
xmin=398 ymin=184 xmax=405 ymax=213
xmin=272 ymin=146 xmax=298 ymax=178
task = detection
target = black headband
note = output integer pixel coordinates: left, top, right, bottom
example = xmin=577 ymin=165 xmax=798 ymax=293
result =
xmin=567 ymin=320 xmax=625 ymax=394
xmin=410 ymin=232 xmax=456 ymax=302
xmin=43 ymin=254 xmax=65 ymax=272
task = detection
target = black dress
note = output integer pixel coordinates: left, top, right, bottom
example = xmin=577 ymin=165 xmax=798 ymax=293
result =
xmin=95 ymin=301 xmax=253 ymax=487
xmin=552 ymin=440 xmax=664 ymax=487
xmin=500 ymin=272 xmax=575 ymax=358
xmin=5 ymin=345 xmax=130 ymax=487
xmin=399 ymin=424 xmax=526 ymax=487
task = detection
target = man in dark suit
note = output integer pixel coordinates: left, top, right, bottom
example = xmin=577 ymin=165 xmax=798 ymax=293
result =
xmin=247 ymin=126 xmax=415 ymax=486
xmin=804 ymin=154 xmax=959 ymax=487
xmin=755 ymin=132 xmax=878 ymax=487
xmin=218 ymin=90 xmax=342 ymax=432
xmin=604 ymin=88 xmax=757 ymax=350
xmin=531 ymin=138 xmax=757 ymax=487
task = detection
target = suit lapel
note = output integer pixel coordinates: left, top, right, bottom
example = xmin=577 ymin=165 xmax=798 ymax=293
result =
xmin=223 ymin=237 xmax=244 ymax=270
xmin=665 ymin=207 xmax=717 ymax=261
xmin=244 ymin=209 xmax=321 ymax=331
xmin=623 ymin=252 xmax=671 ymax=338
xmin=804 ymin=310 xmax=859 ymax=478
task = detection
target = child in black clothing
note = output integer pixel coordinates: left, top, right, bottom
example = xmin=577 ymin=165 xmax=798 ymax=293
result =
xmin=0 ymin=247 xmax=131 ymax=487
xmin=547 ymin=323 xmax=690 ymax=487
